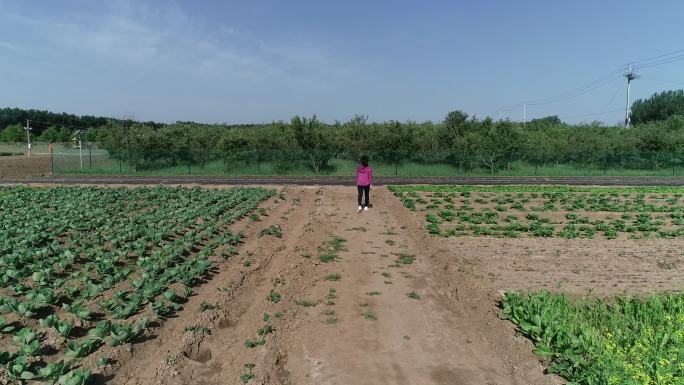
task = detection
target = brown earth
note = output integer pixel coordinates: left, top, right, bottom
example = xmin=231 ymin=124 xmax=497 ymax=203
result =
xmin=0 ymin=155 xmax=51 ymax=178
xmin=10 ymin=185 xmax=684 ymax=384
xmin=442 ymin=236 xmax=684 ymax=296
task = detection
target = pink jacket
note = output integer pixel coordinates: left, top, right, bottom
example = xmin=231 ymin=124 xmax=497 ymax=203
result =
xmin=356 ymin=165 xmax=372 ymax=186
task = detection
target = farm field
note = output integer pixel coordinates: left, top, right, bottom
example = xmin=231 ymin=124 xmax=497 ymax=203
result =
xmin=0 ymin=184 xmax=683 ymax=385
xmin=0 ymin=186 xmax=274 ymax=383
xmin=391 ymin=185 xmax=684 ymax=239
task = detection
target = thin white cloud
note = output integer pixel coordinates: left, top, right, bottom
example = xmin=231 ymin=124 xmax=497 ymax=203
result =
xmin=0 ymin=41 xmax=21 ymax=51
xmin=2 ymin=2 xmax=351 ymax=87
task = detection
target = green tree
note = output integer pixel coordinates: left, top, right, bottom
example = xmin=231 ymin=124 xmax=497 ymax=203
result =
xmin=441 ymin=110 xmax=469 ymax=146
xmin=469 ymin=119 xmax=515 ymax=174
xmin=0 ymin=123 xmax=25 ymax=142
xmin=57 ymin=127 xmax=73 ymax=142
xmin=378 ymin=121 xmax=415 ymax=175
xmin=292 ymin=115 xmax=332 ymax=174
xmin=631 ymin=89 xmax=684 ymax=124
xmin=344 ymin=114 xmax=370 ymax=154
xmin=37 ymin=126 xmax=59 ymax=142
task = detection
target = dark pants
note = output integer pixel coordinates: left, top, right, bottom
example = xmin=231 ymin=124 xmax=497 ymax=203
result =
xmin=357 ymin=185 xmax=370 ymax=207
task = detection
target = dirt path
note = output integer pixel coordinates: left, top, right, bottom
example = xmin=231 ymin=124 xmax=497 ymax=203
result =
xmin=280 ymin=187 xmax=550 ymax=385
xmin=110 ymin=186 xmax=557 ymax=385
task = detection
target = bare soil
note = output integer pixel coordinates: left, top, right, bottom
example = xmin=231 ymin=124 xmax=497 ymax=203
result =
xmin=11 ymin=185 xmax=684 ymax=384
xmin=0 ymin=155 xmax=51 ymax=178
xmin=443 ymin=236 xmax=684 ymax=296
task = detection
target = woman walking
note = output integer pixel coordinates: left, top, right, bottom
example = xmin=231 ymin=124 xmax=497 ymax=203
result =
xmin=356 ymin=155 xmax=372 ymax=213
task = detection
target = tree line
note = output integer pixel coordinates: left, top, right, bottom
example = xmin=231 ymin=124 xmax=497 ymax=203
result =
xmin=88 ymin=111 xmax=684 ymax=174
xmin=1 ymin=89 xmax=684 ymax=174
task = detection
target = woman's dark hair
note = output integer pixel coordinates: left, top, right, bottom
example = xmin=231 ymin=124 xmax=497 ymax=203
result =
xmin=360 ymin=155 xmax=369 ymax=167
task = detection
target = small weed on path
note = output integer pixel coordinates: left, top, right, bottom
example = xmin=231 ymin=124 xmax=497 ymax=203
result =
xmin=329 ymin=236 xmax=347 ymax=252
xmin=407 ymin=292 xmax=420 ymax=300
xmin=319 ymin=253 xmax=337 ymax=263
xmin=367 ymin=291 xmax=382 ymax=296
xmin=97 ymin=357 xmax=111 ymax=367
xmin=383 ymin=228 xmax=398 ymax=235
xmin=362 ymin=310 xmax=377 ymax=320
xmin=257 ymin=324 xmax=274 ymax=336
xmin=295 ymin=299 xmax=318 ymax=307
xmin=318 ymin=236 xmax=347 ymax=263
xmin=395 ymin=254 xmax=416 ymax=265
xmin=322 ymin=309 xmax=338 ymax=324
xmin=185 ymin=326 xmax=211 ymax=334
xmin=245 ymin=338 xmax=266 ymax=348
xmin=267 ymin=290 xmax=282 ymax=303
xmin=198 ymin=301 xmax=216 ymax=312
xmin=325 ymin=273 xmax=342 ymax=281
xmin=259 ymin=225 xmax=283 ymax=238
xmin=241 ymin=363 xmax=256 ymax=383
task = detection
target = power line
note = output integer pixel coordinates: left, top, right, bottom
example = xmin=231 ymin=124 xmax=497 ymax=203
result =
xmin=25 ymin=119 xmax=92 ymax=134
xmin=631 ymin=49 xmax=684 ymax=64
xmin=559 ymin=108 xmax=624 ymax=120
xmin=501 ymin=48 xmax=684 ymax=116
xmin=526 ymin=74 xmax=622 ymax=106
xmin=27 ymin=119 xmax=87 ymax=128
xmin=638 ymin=54 xmax=684 ymax=69
xmin=640 ymin=76 xmax=684 ymax=85
xmin=600 ymin=80 xmax=624 ymax=115
xmin=498 ymin=67 xmax=624 ymax=111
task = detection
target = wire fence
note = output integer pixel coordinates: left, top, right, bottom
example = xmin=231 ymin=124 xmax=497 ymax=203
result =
xmin=4 ymin=142 xmax=684 ymax=177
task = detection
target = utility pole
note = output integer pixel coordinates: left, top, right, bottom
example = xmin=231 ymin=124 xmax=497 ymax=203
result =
xmin=497 ymin=108 xmax=502 ymax=121
xmin=523 ymin=104 xmax=527 ymax=125
xmin=25 ymin=119 xmax=31 ymax=157
xmin=624 ymin=64 xmax=639 ymax=127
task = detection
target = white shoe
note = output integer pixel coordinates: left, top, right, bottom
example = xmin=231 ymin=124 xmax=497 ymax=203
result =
xmin=358 ymin=206 xmax=362 ymax=213
xmin=363 ymin=206 xmax=369 ymax=211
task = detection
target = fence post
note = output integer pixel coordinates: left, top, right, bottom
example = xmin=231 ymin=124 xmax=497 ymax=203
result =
xmin=187 ymin=147 xmax=191 ymax=175
xmin=256 ymin=150 xmax=261 ymax=175
xmin=50 ymin=145 xmax=54 ymax=175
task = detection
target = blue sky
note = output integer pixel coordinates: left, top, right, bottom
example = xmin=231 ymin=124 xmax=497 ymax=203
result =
xmin=1 ymin=0 xmax=683 ymax=125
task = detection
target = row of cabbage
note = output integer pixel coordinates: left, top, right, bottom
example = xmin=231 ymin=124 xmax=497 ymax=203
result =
xmin=0 ymin=186 xmax=273 ymax=383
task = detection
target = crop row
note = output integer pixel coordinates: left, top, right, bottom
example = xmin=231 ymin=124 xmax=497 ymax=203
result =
xmin=0 ymin=186 xmax=273 ymax=383
xmin=501 ymin=290 xmax=684 ymax=384
xmin=388 ymin=184 xmax=684 ymax=195
xmin=389 ymin=185 xmax=684 ymax=239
